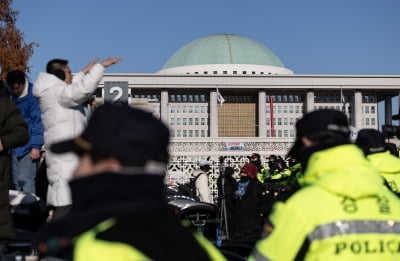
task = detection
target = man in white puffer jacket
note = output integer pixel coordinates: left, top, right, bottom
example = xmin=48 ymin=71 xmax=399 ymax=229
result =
xmin=33 ymin=57 xmax=121 ymax=219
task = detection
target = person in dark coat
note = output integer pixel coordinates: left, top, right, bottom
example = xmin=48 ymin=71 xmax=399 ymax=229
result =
xmin=0 ymin=80 xmax=29 ymax=258
xmin=217 ymin=166 xmax=237 ymax=236
xmin=36 ymin=104 xmax=227 ymax=260
xmin=231 ymin=163 xmax=268 ymax=237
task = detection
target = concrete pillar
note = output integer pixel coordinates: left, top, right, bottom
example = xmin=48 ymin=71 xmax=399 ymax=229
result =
xmin=210 ymin=90 xmax=218 ymax=137
xmin=258 ymin=90 xmax=266 ymax=137
xmin=385 ymin=96 xmax=393 ymax=125
xmin=160 ymin=89 xmax=168 ymax=124
xmin=306 ymin=90 xmax=314 ymax=113
xmin=353 ymin=91 xmax=362 ymax=129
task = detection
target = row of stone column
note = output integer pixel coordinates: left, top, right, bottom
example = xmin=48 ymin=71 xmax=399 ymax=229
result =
xmin=159 ymin=89 xmax=396 ymax=138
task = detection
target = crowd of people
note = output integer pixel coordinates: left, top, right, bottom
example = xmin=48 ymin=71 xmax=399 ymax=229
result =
xmin=0 ymin=57 xmax=400 ymax=260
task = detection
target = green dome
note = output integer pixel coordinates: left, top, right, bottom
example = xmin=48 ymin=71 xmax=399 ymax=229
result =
xmin=162 ymin=34 xmax=286 ymax=70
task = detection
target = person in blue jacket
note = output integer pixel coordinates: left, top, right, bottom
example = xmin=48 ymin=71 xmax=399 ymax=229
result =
xmin=6 ymin=70 xmax=44 ymax=194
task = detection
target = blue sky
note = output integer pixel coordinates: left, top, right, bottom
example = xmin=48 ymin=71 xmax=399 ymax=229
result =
xmin=12 ymin=0 xmax=400 ymax=125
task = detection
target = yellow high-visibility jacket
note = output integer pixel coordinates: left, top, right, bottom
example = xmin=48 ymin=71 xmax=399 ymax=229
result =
xmin=367 ymin=151 xmax=400 ymax=193
xmin=74 ymin=219 xmax=227 ymax=261
xmin=248 ymin=144 xmax=400 ymax=261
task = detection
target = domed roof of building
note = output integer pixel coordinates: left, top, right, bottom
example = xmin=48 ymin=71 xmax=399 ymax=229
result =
xmin=158 ymin=34 xmax=292 ymax=75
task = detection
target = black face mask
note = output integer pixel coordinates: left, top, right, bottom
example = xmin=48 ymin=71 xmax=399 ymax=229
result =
xmin=239 ymin=176 xmax=251 ymax=182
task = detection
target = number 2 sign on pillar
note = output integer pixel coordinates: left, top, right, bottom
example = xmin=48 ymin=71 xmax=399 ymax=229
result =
xmin=104 ymin=81 xmax=129 ymax=105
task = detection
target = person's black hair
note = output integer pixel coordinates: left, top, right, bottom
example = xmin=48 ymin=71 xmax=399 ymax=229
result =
xmin=200 ymin=165 xmax=211 ymax=171
xmin=46 ymin=58 xmax=69 ymax=80
xmin=224 ymin=166 xmax=235 ymax=177
xmin=305 ymin=131 xmax=350 ymax=147
xmin=6 ymin=70 xmax=26 ymax=86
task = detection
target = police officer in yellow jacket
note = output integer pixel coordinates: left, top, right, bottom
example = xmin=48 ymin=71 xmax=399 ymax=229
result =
xmin=36 ymin=104 xmax=227 ymax=261
xmin=355 ymin=128 xmax=400 ymax=194
xmin=248 ymin=109 xmax=400 ymax=261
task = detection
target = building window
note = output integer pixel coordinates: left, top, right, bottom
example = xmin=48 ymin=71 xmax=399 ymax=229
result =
xmin=213 ymin=71 xmax=218 ymax=74
xmin=371 ymin=106 xmax=375 ymax=113
xmin=177 ymin=118 xmax=181 ymax=125
xmin=195 ymin=118 xmax=199 ymax=125
xmin=233 ymin=71 xmax=237 ymax=74
xmin=266 ymin=130 xmax=270 ymax=137
xmin=223 ymin=71 xmax=227 ymax=74
xmin=266 ymin=118 xmax=270 ymax=125
xmin=284 ymin=130 xmax=288 ymax=137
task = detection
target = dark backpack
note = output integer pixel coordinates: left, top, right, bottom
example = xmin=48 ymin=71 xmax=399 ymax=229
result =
xmin=177 ymin=174 xmax=203 ymax=200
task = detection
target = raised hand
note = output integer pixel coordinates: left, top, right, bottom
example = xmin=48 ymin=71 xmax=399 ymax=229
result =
xmin=100 ymin=57 xmax=122 ymax=68
xmin=82 ymin=58 xmax=100 ymax=74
